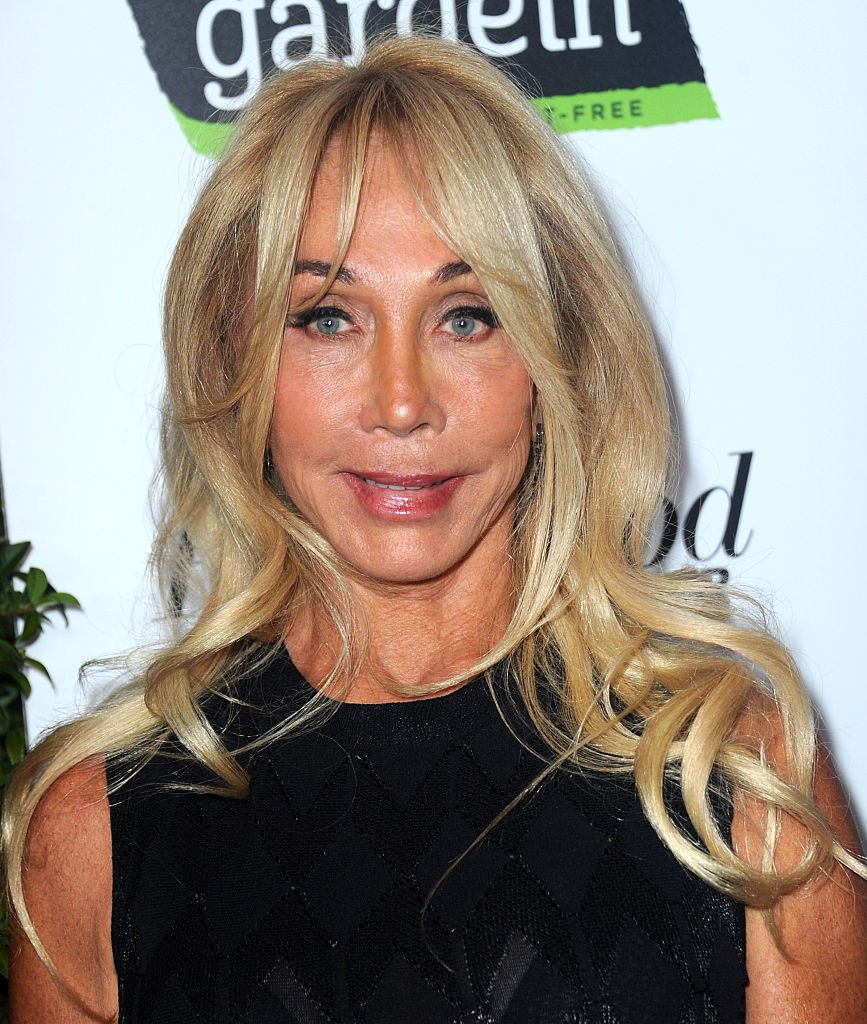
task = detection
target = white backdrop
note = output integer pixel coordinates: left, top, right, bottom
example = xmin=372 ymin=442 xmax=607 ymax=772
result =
xmin=1 ymin=3 xmax=864 ymax=827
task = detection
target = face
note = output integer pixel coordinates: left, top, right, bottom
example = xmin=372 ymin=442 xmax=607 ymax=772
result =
xmin=270 ymin=140 xmax=533 ymax=590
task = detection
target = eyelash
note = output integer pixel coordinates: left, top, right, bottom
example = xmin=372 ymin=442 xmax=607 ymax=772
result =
xmin=285 ymin=304 xmax=501 ymax=333
xmin=286 ymin=305 xmax=349 ymax=330
xmin=442 ymin=305 xmax=500 ymax=331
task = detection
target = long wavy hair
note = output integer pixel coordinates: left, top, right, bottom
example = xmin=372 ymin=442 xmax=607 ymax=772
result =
xmin=5 ymin=34 xmax=863 ymax=969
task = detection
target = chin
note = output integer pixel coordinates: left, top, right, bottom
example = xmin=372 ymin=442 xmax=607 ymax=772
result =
xmin=345 ymin=557 xmax=459 ymax=588
xmin=334 ymin=540 xmax=472 ymax=588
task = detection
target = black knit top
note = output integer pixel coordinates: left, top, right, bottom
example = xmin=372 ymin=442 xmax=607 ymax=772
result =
xmin=108 ymin=647 xmax=747 ymax=1023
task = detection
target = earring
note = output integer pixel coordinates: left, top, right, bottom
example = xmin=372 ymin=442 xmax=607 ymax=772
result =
xmin=264 ymin=448 xmax=274 ymax=478
xmin=533 ymin=422 xmax=545 ymax=461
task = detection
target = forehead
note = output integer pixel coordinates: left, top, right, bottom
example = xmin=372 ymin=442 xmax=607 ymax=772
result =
xmin=307 ymin=134 xmax=404 ymax=206
xmin=297 ymin=135 xmax=458 ymax=265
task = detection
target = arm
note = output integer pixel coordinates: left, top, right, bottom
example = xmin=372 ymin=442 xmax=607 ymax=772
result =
xmin=733 ymin=739 xmax=867 ymax=1022
xmin=9 ymin=758 xmax=118 ymax=1023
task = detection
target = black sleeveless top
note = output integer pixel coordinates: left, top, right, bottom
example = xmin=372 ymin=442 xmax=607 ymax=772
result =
xmin=108 ymin=648 xmax=747 ymax=1023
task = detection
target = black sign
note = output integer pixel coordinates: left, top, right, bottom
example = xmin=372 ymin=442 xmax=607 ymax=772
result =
xmin=128 ymin=0 xmax=718 ymax=155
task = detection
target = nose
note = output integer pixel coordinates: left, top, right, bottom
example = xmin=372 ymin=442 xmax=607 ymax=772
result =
xmin=359 ymin=324 xmax=446 ymax=436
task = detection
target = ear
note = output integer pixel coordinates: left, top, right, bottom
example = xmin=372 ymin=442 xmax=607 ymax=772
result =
xmin=528 ymin=379 xmax=538 ymax=418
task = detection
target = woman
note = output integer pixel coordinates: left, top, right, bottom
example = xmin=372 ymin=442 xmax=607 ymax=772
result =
xmin=5 ymin=34 xmax=866 ymax=1023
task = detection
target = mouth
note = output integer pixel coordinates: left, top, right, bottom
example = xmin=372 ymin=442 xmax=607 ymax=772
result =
xmin=342 ymin=471 xmax=464 ymax=518
xmin=353 ymin=472 xmax=457 ymax=490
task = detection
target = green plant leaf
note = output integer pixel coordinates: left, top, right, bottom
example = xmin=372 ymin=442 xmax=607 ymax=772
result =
xmin=0 ymin=541 xmax=30 ymax=579
xmin=0 ymin=683 xmax=21 ymax=708
xmin=23 ymin=655 xmax=51 ymax=680
xmin=5 ymin=728 xmax=25 ymax=764
xmin=0 ymin=590 xmax=23 ymax=614
xmin=35 ymin=591 xmax=80 ymax=609
xmin=5 ymin=669 xmax=31 ymax=697
xmin=25 ymin=567 xmax=49 ymax=603
xmin=0 ymin=639 xmax=20 ymax=666
xmin=19 ymin=612 xmax=41 ymax=645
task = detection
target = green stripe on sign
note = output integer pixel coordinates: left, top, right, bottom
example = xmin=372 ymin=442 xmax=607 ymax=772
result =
xmin=169 ymin=103 xmax=235 ymax=159
xmin=533 ymin=81 xmax=719 ymax=133
xmin=169 ymin=81 xmax=718 ymax=157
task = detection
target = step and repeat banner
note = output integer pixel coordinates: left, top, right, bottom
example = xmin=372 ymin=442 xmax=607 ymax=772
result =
xmin=1 ymin=3 xmax=864 ymax=824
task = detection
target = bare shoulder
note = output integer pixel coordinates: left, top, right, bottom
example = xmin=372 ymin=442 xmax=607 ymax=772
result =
xmin=10 ymin=757 xmax=118 ymax=1022
xmin=731 ymin=696 xmax=867 ymax=1023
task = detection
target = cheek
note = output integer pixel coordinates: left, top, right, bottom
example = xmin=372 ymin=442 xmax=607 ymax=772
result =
xmin=270 ymin=379 xmax=338 ymax=508
xmin=271 ymin=356 xmax=350 ymax=458
xmin=470 ymin=364 xmax=533 ymax=458
xmin=270 ymin=376 xmax=307 ymax=464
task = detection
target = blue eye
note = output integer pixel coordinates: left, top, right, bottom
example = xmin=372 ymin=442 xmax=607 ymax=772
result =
xmin=443 ymin=305 xmax=499 ymax=338
xmin=314 ymin=314 xmax=344 ymax=335
xmin=450 ymin=314 xmax=477 ymax=337
xmin=288 ymin=305 xmax=350 ymax=336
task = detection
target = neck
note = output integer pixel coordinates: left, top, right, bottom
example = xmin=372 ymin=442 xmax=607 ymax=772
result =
xmin=283 ymin=558 xmax=514 ymax=703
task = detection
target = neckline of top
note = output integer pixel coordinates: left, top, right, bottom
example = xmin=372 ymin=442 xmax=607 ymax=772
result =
xmin=245 ymin=642 xmax=504 ymax=746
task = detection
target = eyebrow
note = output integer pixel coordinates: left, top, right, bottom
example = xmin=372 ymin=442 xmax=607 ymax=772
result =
xmin=292 ymin=258 xmax=474 ymax=286
xmin=432 ymin=260 xmax=473 ymax=284
xmin=293 ymin=259 xmax=355 ymax=283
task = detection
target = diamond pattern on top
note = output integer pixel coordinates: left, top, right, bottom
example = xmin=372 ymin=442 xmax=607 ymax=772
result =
xmin=357 ymin=954 xmax=459 ymax=1024
xmin=207 ymin=826 xmax=291 ymax=954
xmin=517 ymin=789 xmax=610 ymax=908
xmin=256 ymin=959 xmax=335 ymax=1024
xmin=415 ymin=810 xmax=509 ymax=930
xmin=303 ymin=829 xmax=398 ymax=939
xmin=109 ymin=651 xmax=746 ymax=1023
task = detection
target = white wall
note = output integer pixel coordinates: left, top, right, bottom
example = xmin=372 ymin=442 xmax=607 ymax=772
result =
xmin=1 ymin=2 xmax=863 ymax=825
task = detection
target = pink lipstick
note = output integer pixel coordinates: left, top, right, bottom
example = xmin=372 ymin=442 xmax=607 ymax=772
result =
xmin=342 ymin=472 xmax=463 ymax=519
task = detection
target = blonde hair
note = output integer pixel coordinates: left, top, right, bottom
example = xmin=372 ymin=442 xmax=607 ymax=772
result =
xmin=5 ymin=34 xmax=863 ymax=970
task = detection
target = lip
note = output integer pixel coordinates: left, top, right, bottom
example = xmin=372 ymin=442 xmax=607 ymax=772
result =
xmin=341 ymin=471 xmax=464 ymax=519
